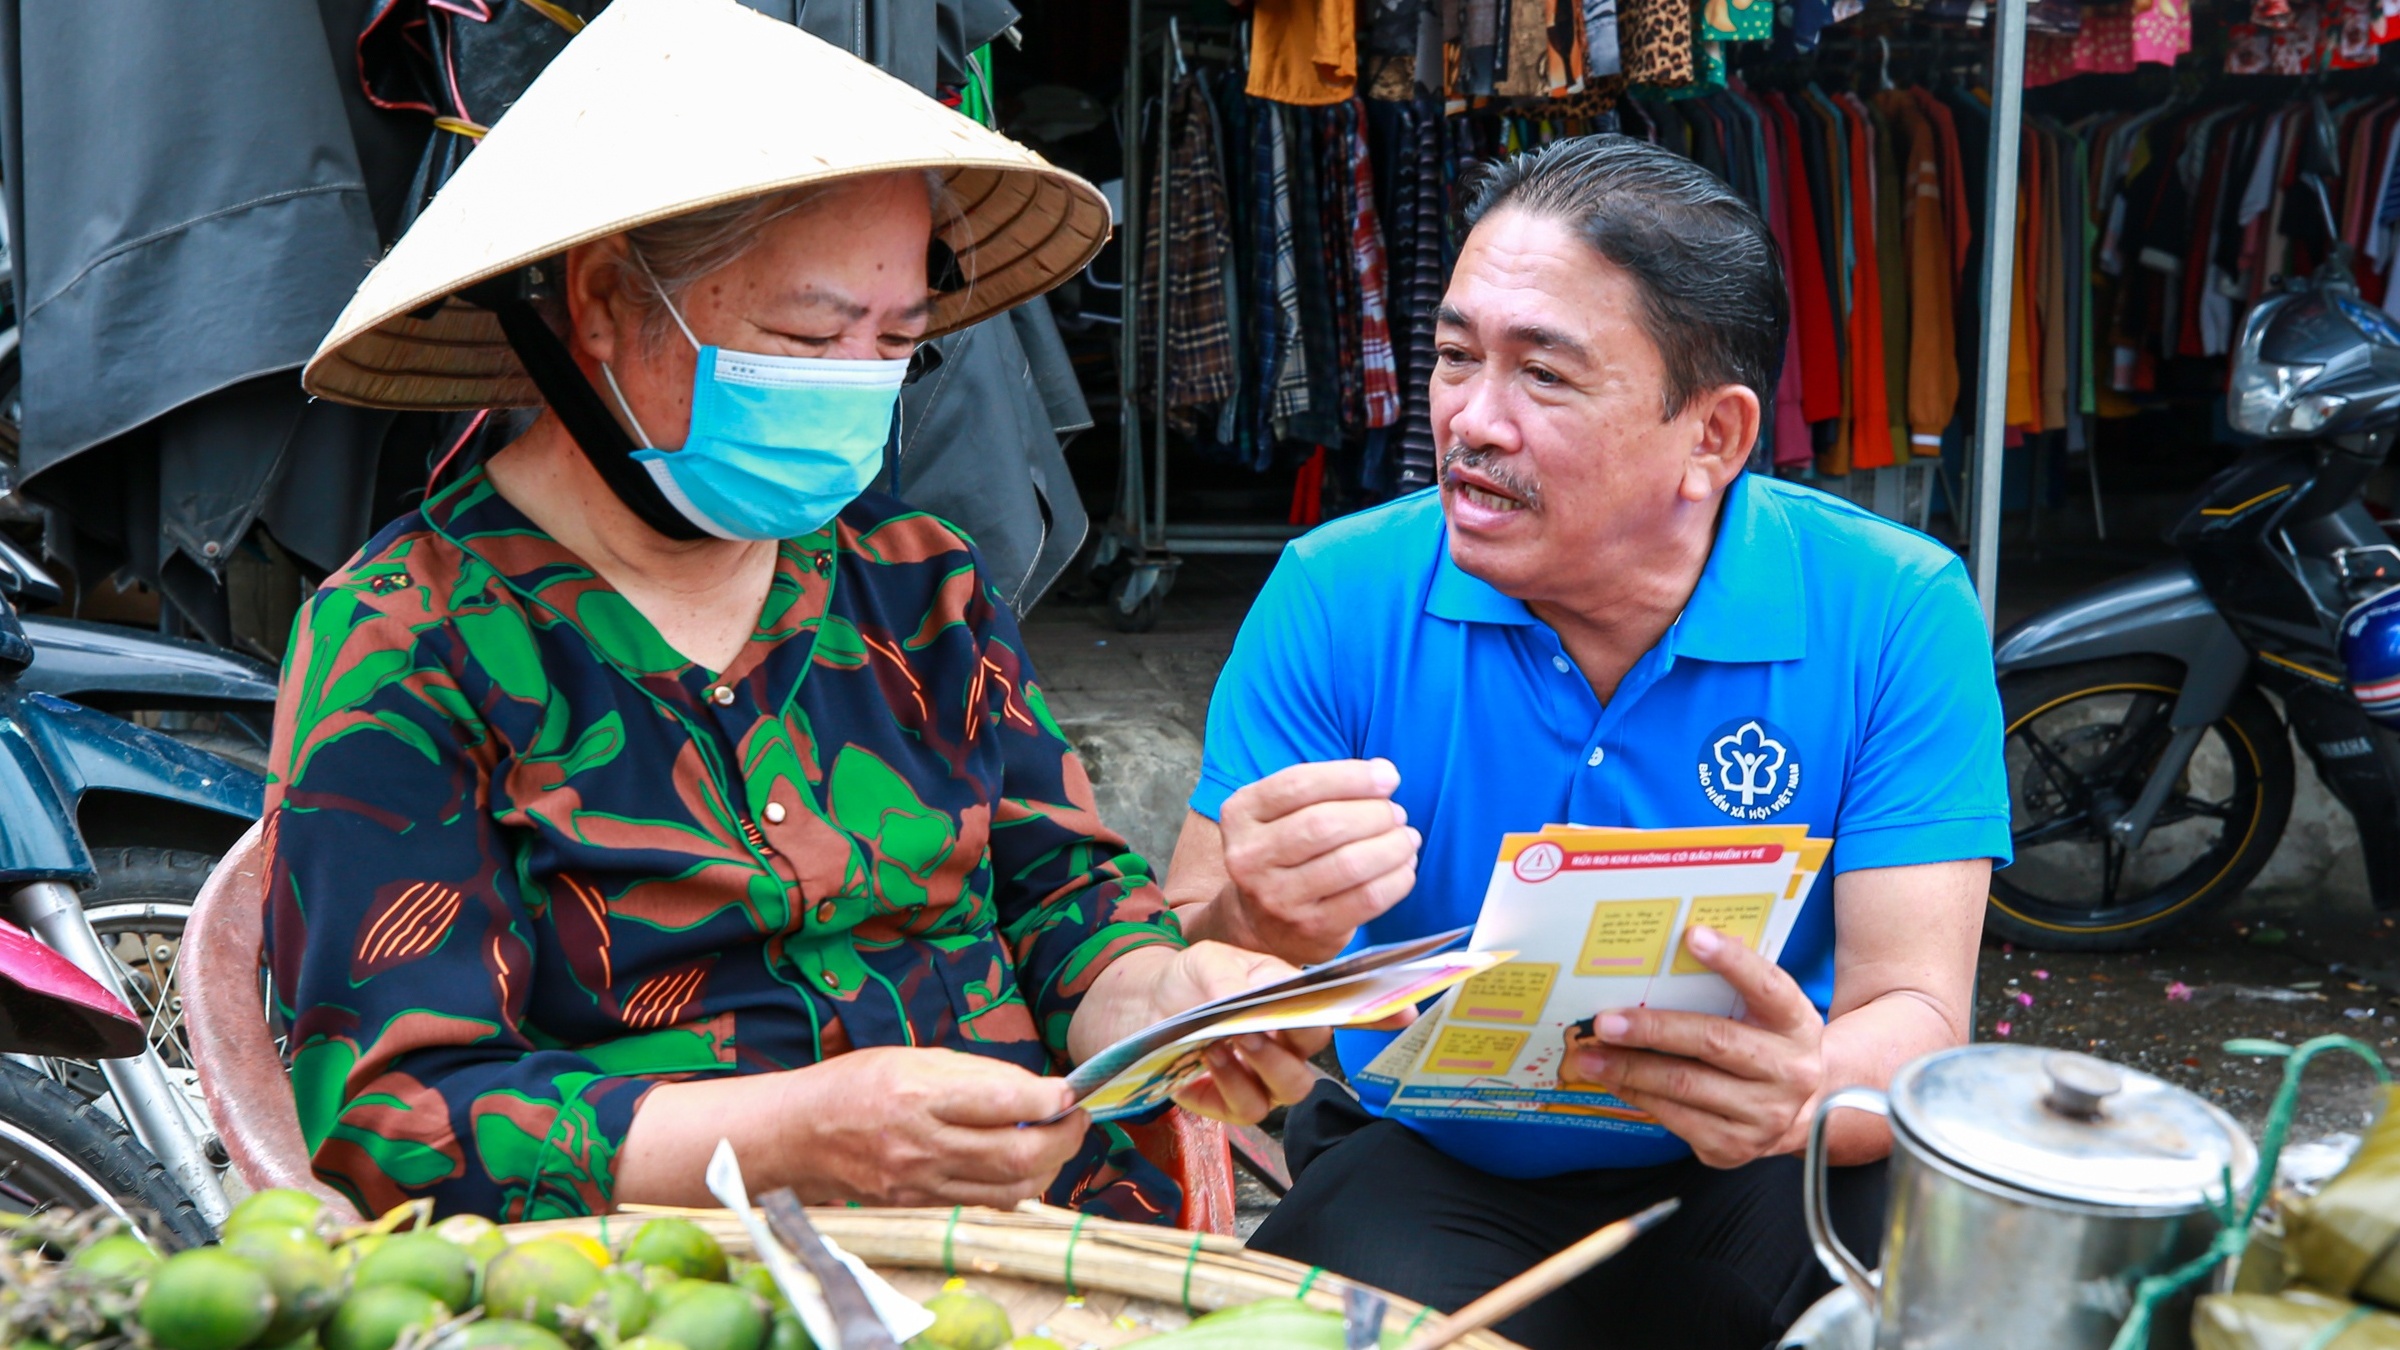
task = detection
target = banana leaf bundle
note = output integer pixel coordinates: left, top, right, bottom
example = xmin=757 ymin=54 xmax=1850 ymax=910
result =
xmin=2194 ymin=1290 xmax=2400 ymax=1350
xmin=2285 ymin=1085 xmax=2400 ymax=1307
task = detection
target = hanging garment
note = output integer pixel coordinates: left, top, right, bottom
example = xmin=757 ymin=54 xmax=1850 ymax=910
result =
xmin=1770 ymin=94 xmax=1842 ymax=425
xmin=1584 ymin=0 xmax=1622 ymax=76
xmin=2006 ymin=133 xmax=2039 ymax=426
xmin=1397 ymin=99 xmax=1447 ymax=489
xmin=1838 ymin=92 xmax=1893 ymax=470
xmin=1138 ymin=77 xmax=1240 ymax=428
xmin=1266 ymin=110 xmax=1314 ymax=433
xmin=1700 ymin=0 xmax=1772 ymax=40
xmin=1366 ymin=0 xmax=1427 ymax=59
xmin=1897 ymin=94 xmax=1958 ymax=450
xmin=1497 ymin=0 xmax=1551 ymax=95
xmin=2038 ymin=122 xmax=2071 ymax=433
xmin=1872 ymin=94 xmax=1912 ymax=463
xmin=2026 ymin=4 xmax=2136 ymax=87
xmin=1348 ymin=105 xmax=1404 ymax=429
xmin=1741 ymin=88 xmax=1810 ymax=467
xmin=1248 ymin=0 xmax=1358 ymax=104
xmin=1619 ymin=0 xmax=1695 ymax=88
xmin=2135 ymin=0 xmax=2194 ymax=62
xmin=1285 ymin=105 xmax=1345 ymax=447
xmin=1462 ymin=0 xmax=1503 ymax=93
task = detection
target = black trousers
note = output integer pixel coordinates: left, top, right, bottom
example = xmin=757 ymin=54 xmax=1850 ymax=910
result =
xmin=1247 ymin=1084 xmax=1886 ymax=1350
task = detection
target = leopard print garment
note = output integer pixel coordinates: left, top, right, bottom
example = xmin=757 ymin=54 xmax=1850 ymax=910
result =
xmin=1618 ymin=0 xmax=1694 ymax=87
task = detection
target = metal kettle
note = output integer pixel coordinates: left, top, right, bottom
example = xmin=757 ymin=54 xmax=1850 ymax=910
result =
xmin=1805 ymin=1044 xmax=2257 ymax=1350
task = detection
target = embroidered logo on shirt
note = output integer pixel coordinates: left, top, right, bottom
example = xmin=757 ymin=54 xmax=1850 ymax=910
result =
xmin=1698 ymin=718 xmax=1801 ymax=820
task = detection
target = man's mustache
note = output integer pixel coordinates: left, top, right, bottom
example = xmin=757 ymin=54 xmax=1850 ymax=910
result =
xmin=1441 ymin=444 xmax=1543 ymax=510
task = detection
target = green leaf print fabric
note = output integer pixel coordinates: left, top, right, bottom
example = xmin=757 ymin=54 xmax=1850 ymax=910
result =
xmin=264 ymin=468 xmax=1187 ymax=1222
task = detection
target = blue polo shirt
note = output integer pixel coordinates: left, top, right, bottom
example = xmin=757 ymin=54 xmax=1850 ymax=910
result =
xmin=1191 ymin=473 xmax=2010 ymax=1179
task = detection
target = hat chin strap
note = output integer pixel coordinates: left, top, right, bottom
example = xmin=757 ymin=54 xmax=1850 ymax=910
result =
xmin=460 ymin=272 xmax=709 ymax=543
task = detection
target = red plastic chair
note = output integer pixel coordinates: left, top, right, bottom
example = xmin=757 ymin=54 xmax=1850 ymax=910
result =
xmin=183 ymin=822 xmax=1237 ymax=1233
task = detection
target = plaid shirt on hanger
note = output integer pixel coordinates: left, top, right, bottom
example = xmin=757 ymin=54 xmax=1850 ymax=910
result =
xmin=1138 ymin=76 xmax=1240 ymax=424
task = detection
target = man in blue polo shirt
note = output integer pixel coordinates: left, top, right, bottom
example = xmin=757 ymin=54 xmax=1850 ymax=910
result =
xmin=1164 ymin=137 xmax=2009 ymax=1349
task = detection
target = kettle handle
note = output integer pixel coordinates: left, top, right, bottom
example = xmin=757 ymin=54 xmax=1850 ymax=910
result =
xmin=1804 ymin=1087 xmax=1888 ymax=1307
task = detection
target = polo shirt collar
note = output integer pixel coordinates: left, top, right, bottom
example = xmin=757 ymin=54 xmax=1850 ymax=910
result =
xmin=1422 ymin=472 xmax=1807 ymax=663
xmin=1427 ymin=530 xmax=1539 ymax=625
xmin=1672 ymin=472 xmax=1808 ymax=663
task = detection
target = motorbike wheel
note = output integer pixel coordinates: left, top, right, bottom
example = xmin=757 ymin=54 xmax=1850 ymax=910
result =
xmin=1989 ymin=656 xmax=2295 ymax=952
xmin=48 ymin=851 xmax=218 ymax=1162
xmin=0 ymin=1058 xmax=211 ymax=1247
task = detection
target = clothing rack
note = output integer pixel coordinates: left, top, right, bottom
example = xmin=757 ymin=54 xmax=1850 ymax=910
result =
xmin=1094 ymin=14 xmax=1304 ymax=633
xmin=1092 ymin=0 xmax=2034 ymax=634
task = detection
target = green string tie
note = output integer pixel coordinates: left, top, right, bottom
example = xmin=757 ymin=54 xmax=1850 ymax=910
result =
xmin=1402 ymin=1306 xmax=1433 ymax=1339
xmin=1064 ymin=1212 xmax=1090 ymax=1297
xmin=2106 ymin=1034 xmax=2392 ymax=1350
xmin=1297 ymin=1266 xmax=1324 ymax=1300
xmin=2305 ymin=1305 xmax=2375 ymax=1350
xmin=1180 ymin=1232 xmax=1206 ymax=1315
xmin=942 ymin=1206 xmax=963 ymax=1278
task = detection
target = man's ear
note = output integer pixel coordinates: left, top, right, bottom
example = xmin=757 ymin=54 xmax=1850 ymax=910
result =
xmin=1681 ymin=384 xmax=1763 ymax=503
xmin=563 ymin=235 xmax=636 ymax=368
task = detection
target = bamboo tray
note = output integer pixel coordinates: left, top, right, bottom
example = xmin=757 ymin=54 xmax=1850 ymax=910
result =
xmin=501 ymin=1203 xmax=1527 ymax=1349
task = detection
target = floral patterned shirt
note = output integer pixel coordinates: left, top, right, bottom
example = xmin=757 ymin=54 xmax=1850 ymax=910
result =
xmin=264 ymin=467 xmax=1186 ymax=1222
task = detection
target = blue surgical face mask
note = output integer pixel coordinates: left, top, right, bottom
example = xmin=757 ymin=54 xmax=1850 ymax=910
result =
xmin=601 ymin=282 xmax=909 ymax=542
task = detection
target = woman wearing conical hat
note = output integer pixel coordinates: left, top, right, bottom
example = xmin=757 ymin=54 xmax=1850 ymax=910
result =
xmin=269 ymin=0 xmax=1325 ymax=1222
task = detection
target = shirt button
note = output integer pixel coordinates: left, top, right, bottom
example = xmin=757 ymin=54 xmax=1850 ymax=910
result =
xmin=763 ymin=801 xmax=788 ymax=824
xmin=1552 ymin=655 xmax=1572 ymax=674
xmin=709 ymin=686 xmax=735 ymax=706
xmin=1588 ymin=746 xmax=1606 ymax=767
xmin=821 ymin=971 xmax=839 ymax=988
xmin=817 ymin=900 xmax=837 ymax=922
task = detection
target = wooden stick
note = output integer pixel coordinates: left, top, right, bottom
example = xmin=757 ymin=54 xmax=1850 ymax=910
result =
xmin=1399 ymin=1198 xmax=1681 ymax=1350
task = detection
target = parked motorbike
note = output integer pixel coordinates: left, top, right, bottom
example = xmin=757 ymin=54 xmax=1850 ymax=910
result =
xmin=1991 ymin=102 xmax=2400 ymax=951
xmin=0 ymin=550 xmax=262 ymax=1227
xmin=0 ymin=913 xmax=210 ymax=1245
xmin=0 ymin=532 xmax=279 ymax=1118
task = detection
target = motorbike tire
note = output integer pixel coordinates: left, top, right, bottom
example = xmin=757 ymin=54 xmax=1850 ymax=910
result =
xmin=1988 ymin=656 xmax=2295 ymax=952
xmin=0 ymin=1057 xmax=211 ymax=1247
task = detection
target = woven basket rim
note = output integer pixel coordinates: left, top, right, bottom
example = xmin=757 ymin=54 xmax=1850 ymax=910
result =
xmin=500 ymin=1203 xmax=1527 ymax=1350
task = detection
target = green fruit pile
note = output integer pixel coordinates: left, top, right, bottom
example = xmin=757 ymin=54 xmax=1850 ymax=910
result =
xmin=0 ymin=1193 xmax=1382 ymax=1350
xmin=0 ymin=1196 xmax=799 ymax=1350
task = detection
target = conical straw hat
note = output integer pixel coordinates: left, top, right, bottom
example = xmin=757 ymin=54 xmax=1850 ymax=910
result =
xmin=304 ymin=0 xmax=1112 ymax=410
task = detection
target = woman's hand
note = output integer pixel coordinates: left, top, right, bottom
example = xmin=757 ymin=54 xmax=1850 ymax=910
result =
xmin=617 ymin=1047 xmax=1087 ymax=1209
xmin=1070 ymin=942 xmax=1330 ymax=1125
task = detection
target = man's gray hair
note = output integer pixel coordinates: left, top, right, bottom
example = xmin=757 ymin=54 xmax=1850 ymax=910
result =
xmin=1460 ymin=135 xmax=1787 ymax=420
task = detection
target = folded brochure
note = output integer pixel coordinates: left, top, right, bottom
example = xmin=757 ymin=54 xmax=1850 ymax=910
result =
xmin=1048 ymin=927 xmax=1502 ymax=1122
xmin=1356 ymin=824 xmax=1829 ymax=1139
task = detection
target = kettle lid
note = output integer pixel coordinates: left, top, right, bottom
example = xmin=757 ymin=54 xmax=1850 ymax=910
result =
xmin=1889 ymin=1045 xmax=2256 ymax=1209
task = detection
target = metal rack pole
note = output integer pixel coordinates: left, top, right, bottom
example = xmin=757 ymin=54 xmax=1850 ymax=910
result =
xmin=1967 ymin=0 xmax=2030 ymax=634
xmin=1153 ymin=21 xmax=1177 ymax=550
xmin=1118 ymin=0 xmax=1150 ymax=553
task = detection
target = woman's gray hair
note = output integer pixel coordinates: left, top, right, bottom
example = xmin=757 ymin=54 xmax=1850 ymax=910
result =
xmin=553 ymin=168 xmax=961 ymax=348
